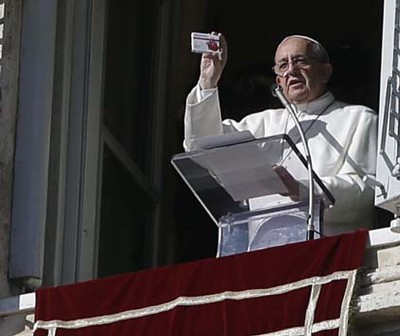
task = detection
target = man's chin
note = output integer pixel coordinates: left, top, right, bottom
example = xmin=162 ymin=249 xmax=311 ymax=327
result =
xmin=287 ymin=91 xmax=308 ymax=104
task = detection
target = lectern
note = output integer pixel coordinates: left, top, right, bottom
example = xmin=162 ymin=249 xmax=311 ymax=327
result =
xmin=172 ymin=133 xmax=334 ymax=257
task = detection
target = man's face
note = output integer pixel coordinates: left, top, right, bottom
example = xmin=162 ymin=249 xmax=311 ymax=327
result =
xmin=274 ymin=38 xmax=332 ymax=104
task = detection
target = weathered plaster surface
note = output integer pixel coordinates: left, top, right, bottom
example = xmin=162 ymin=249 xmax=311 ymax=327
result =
xmin=353 ymin=243 xmax=400 ymax=335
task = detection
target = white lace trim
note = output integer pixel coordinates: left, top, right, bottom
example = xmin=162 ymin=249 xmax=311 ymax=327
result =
xmin=252 ymin=318 xmax=340 ymax=336
xmin=34 ymin=269 xmax=357 ymax=336
xmin=304 ymin=281 xmax=321 ymax=335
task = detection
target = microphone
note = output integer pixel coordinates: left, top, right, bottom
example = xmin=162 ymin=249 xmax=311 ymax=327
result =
xmin=271 ymin=84 xmax=316 ymax=241
xmin=271 ymin=84 xmax=291 ymax=108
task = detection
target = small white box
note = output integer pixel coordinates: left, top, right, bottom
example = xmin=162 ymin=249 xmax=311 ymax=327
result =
xmin=191 ymin=32 xmax=221 ymax=54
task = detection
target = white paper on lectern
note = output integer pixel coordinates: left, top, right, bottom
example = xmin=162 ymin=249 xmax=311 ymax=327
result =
xmin=192 ymin=142 xmax=288 ymax=201
xmin=190 ymin=130 xmax=255 ymax=150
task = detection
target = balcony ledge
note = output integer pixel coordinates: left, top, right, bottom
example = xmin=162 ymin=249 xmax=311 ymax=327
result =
xmin=2 ymin=227 xmax=400 ymax=335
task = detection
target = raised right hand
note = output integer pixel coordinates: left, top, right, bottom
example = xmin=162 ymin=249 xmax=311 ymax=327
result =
xmin=198 ymin=33 xmax=228 ymax=90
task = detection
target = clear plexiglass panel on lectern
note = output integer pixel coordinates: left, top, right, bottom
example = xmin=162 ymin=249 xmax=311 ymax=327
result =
xmin=171 ymin=133 xmax=335 ymax=257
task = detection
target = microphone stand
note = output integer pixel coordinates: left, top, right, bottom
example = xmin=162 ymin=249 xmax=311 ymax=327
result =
xmin=271 ymin=84 xmax=315 ymax=240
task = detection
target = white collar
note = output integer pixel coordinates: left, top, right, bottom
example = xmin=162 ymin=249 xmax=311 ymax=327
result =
xmin=296 ymin=91 xmax=335 ymax=115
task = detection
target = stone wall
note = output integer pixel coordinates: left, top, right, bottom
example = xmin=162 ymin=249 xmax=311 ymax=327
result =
xmin=353 ymin=237 xmax=400 ymax=335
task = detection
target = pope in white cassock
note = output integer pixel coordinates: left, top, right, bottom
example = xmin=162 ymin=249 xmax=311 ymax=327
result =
xmin=183 ymin=34 xmax=378 ymax=248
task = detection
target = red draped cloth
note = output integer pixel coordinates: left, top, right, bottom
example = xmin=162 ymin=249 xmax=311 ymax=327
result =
xmin=34 ymin=230 xmax=368 ymax=336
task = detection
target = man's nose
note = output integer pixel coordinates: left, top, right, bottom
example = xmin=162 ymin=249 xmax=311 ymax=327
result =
xmin=287 ymin=61 xmax=298 ymax=74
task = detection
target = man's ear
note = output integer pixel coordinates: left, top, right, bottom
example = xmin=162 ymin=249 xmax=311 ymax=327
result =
xmin=321 ymin=63 xmax=333 ymax=84
xmin=276 ymin=75 xmax=282 ymax=86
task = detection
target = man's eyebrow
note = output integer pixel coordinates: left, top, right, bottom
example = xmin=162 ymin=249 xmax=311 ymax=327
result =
xmin=275 ymin=53 xmax=305 ymax=63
